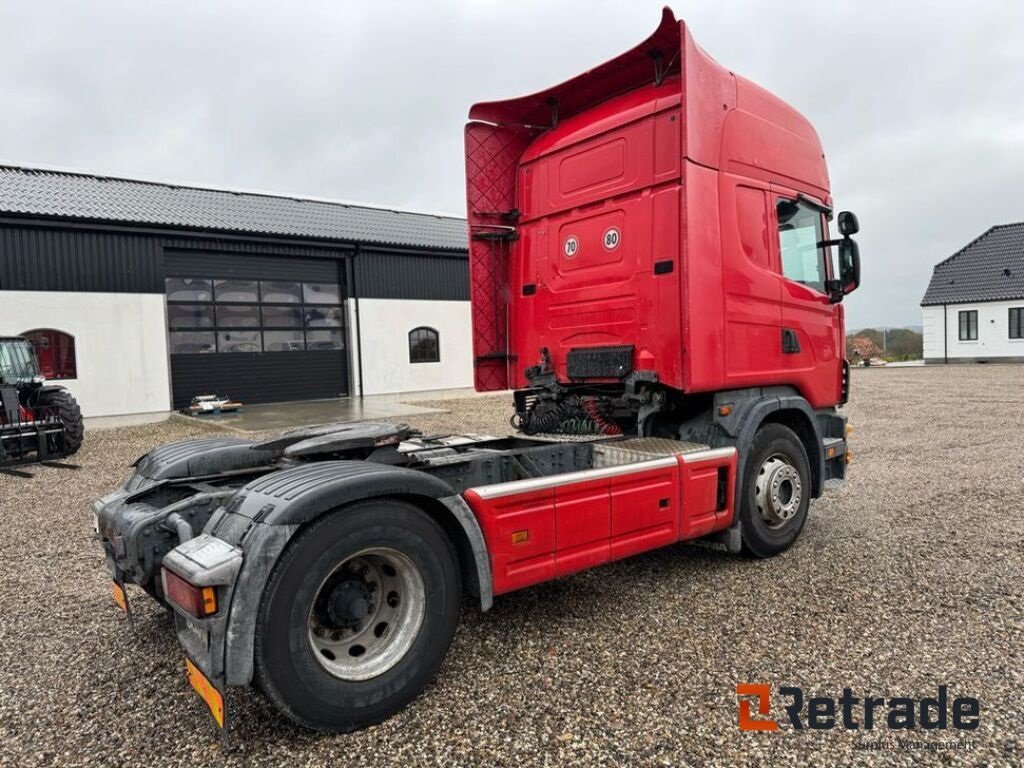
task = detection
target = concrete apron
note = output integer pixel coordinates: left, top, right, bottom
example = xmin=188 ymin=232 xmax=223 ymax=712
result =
xmin=174 ymin=396 xmax=447 ymax=433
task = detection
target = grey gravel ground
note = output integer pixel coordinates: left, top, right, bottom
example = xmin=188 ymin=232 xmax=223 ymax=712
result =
xmin=1 ymin=366 xmax=1022 ymax=766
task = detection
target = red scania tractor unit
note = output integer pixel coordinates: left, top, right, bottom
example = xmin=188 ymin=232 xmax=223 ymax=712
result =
xmin=93 ymin=9 xmax=860 ymax=735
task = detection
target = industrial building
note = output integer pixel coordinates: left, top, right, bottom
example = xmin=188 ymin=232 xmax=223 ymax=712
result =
xmin=0 ymin=165 xmax=472 ymax=418
xmin=921 ymin=223 xmax=1024 ymax=363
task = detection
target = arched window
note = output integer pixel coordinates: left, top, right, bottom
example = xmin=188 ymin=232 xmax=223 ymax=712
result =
xmin=408 ymin=327 xmax=440 ymax=364
xmin=21 ymin=329 xmax=77 ymax=380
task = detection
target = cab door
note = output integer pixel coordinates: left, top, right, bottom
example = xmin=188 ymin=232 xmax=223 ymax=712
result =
xmin=770 ymin=188 xmax=842 ymax=407
xmin=719 ymin=176 xmax=783 ymax=387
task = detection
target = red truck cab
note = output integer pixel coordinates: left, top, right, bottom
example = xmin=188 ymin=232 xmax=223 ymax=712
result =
xmin=465 ymin=8 xmax=860 ymax=421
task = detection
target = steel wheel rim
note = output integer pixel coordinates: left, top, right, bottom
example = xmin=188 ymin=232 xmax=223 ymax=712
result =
xmin=307 ymin=547 xmax=425 ymax=681
xmin=754 ymin=452 xmax=802 ymax=529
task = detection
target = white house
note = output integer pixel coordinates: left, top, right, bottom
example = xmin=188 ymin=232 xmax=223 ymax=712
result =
xmin=921 ymin=223 xmax=1024 ymax=363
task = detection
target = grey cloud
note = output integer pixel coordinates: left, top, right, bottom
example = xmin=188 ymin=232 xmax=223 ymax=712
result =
xmin=1 ymin=0 xmax=1022 ymax=327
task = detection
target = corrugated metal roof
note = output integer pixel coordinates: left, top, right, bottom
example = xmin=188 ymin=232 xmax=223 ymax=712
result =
xmin=921 ymin=223 xmax=1024 ymax=305
xmin=0 ymin=165 xmax=468 ymax=252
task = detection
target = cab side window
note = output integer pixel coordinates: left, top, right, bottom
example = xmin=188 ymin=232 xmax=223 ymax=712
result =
xmin=777 ymin=199 xmax=827 ymax=293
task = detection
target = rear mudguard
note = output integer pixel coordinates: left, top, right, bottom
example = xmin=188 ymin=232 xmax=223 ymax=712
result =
xmin=199 ymin=461 xmax=493 ymax=687
xmin=94 ymin=437 xmax=280 ymax=586
xmin=128 ymin=437 xmax=278 ymax=491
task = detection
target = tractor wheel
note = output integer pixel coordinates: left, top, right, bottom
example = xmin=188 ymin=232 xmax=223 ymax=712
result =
xmin=38 ymin=389 xmax=84 ymax=456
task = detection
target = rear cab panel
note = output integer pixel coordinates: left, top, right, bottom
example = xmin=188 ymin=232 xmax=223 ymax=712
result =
xmin=514 ymin=83 xmax=683 ymax=390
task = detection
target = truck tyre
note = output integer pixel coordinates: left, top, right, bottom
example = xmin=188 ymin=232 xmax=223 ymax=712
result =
xmin=739 ymin=423 xmax=810 ymax=558
xmin=254 ymin=499 xmax=461 ymax=732
xmin=38 ymin=389 xmax=84 ymax=456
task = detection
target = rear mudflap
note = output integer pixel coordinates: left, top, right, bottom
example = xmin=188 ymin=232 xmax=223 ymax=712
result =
xmin=163 ymin=535 xmax=244 ymax=684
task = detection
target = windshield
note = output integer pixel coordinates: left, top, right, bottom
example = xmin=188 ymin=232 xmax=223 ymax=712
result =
xmin=0 ymin=340 xmax=40 ymax=384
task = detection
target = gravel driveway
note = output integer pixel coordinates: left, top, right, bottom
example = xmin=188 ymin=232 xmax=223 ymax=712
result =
xmin=1 ymin=366 xmax=1021 ymax=766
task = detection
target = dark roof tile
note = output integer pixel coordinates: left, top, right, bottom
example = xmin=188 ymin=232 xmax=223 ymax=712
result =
xmin=0 ymin=165 xmax=468 ymax=252
xmin=921 ymin=223 xmax=1024 ymax=305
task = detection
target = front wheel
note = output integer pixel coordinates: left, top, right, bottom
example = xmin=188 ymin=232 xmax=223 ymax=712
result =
xmin=739 ymin=423 xmax=811 ymax=558
xmin=37 ymin=388 xmax=84 ymax=456
xmin=254 ymin=499 xmax=461 ymax=732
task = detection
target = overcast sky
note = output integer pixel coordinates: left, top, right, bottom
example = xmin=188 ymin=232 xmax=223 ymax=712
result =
xmin=2 ymin=1 xmax=1023 ymax=328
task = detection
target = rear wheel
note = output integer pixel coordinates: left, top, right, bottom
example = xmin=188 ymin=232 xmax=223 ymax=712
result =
xmin=254 ymin=499 xmax=461 ymax=732
xmin=739 ymin=423 xmax=811 ymax=558
xmin=37 ymin=389 xmax=84 ymax=456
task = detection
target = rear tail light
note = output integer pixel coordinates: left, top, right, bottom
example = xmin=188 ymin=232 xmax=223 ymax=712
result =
xmin=162 ymin=568 xmax=217 ymax=617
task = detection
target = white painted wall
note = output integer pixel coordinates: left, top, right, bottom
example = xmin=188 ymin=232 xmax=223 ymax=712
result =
xmin=345 ymin=299 xmax=363 ymax=397
xmin=922 ymin=299 xmax=1024 ymax=361
xmin=357 ymin=299 xmax=473 ymax=395
xmin=922 ymin=305 xmax=945 ymax=360
xmin=0 ymin=291 xmax=171 ymax=417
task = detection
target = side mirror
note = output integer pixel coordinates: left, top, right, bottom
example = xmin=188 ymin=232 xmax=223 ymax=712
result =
xmin=838 ymin=238 xmax=861 ymax=294
xmin=838 ymin=210 xmax=859 ymax=236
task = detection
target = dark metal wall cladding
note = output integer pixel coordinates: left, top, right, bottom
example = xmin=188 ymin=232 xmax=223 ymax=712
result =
xmin=169 ymin=351 xmax=348 ymax=409
xmin=356 ymin=250 xmax=470 ymax=301
xmin=164 ymin=237 xmax=349 ymax=261
xmin=0 ymin=223 xmax=468 ymax=300
xmin=0 ymin=225 xmax=163 ymax=292
xmin=165 ymin=249 xmax=342 ymax=283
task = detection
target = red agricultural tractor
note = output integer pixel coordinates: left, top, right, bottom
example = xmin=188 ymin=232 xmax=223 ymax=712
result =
xmin=0 ymin=336 xmax=84 ymax=469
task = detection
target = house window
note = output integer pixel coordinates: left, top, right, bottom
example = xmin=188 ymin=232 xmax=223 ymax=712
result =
xmin=1010 ymin=308 xmax=1024 ymax=340
xmin=958 ymin=310 xmax=978 ymax=341
xmin=21 ymin=329 xmax=77 ymax=379
xmin=409 ymin=327 xmax=440 ymax=363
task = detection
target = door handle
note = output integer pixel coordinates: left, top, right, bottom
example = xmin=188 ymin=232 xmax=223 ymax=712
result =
xmin=782 ymin=328 xmax=801 ymax=354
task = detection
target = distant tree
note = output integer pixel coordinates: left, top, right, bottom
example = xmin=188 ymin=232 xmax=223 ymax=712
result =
xmin=845 ymin=328 xmax=923 ymax=361
xmin=885 ymin=328 xmax=923 ymax=359
xmin=855 ymin=328 xmax=885 ymax=349
xmin=847 ymin=335 xmax=882 ymax=361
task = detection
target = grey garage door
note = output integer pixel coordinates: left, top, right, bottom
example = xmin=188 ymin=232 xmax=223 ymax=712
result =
xmin=165 ymin=250 xmax=349 ymax=409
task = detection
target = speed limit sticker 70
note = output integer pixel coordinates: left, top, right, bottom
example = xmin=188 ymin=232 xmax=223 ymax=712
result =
xmin=563 ymin=235 xmax=579 ymax=258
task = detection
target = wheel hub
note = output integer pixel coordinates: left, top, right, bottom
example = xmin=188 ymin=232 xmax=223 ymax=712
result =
xmin=307 ymin=548 xmax=426 ymax=682
xmin=755 ymin=455 xmax=802 ymax=528
xmin=327 ymin=579 xmax=372 ymax=628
